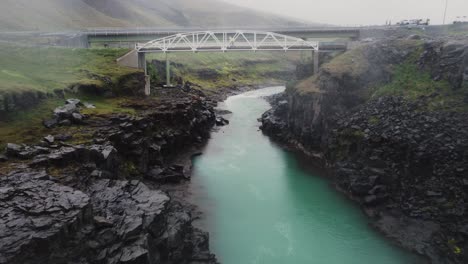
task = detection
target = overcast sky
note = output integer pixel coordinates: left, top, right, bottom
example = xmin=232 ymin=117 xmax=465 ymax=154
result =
xmin=222 ymin=0 xmax=468 ymax=26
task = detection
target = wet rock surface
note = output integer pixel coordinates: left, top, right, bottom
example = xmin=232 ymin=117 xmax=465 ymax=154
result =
xmin=84 ymin=179 xmax=170 ymax=264
xmin=261 ymin=39 xmax=468 ymax=264
xmin=215 ymin=116 xmax=229 ymax=126
xmin=0 ymin=170 xmax=91 ymax=264
xmin=1 ymin=88 xmax=221 ymax=263
xmin=330 ymin=97 xmax=468 ymax=263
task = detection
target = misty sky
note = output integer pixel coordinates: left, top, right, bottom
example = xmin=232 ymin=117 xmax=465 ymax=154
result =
xmin=222 ymin=0 xmax=468 ymax=25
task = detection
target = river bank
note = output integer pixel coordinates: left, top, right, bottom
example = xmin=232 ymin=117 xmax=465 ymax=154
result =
xmin=260 ymin=38 xmax=468 ymax=263
xmin=0 ymin=80 xmax=294 ymax=263
xmin=0 ymin=84 xmax=239 ymax=263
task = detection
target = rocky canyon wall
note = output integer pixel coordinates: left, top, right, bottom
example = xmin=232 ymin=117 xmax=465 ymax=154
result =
xmin=261 ymin=38 xmax=468 ymax=264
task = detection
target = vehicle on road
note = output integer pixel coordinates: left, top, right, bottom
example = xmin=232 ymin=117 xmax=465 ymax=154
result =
xmin=453 ymin=16 xmax=468 ymax=24
xmin=397 ymin=19 xmax=430 ymax=26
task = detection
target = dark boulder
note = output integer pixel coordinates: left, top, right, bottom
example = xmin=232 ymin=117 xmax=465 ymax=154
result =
xmin=84 ymin=102 xmax=96 ymax=109
xmin=65 ymin=98 xmax=82 ymax=106
xmin=43 ymin=118 xmax=59 ymax=128
xmin=215 ymin=109 xmax=232 ymax=116
xmin=5 ymin=144 xmax=44 ymax=160
xmin=71 ymin=113 xmax=84 ymax=123
xmin=5 ymin=143 xmax=22 ymax=157
xmin=58 ymin=119 xmax=72 ymax=126
xmin=215 ymin=117 xmax=229 ymax=126
xmin=146 ymin=165 xmax=187 ymax=183
xmin=54 ymin=104 xmax=77 ymax=119
xmin=87 ymin=144 xmax=119 ymax=170
xmin=44 ymin=135 xmax=55 ymax=144
xmin=30 ymin=146 xmax=78 ymax=166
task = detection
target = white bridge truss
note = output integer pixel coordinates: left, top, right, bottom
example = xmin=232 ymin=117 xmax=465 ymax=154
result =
xmin=136 ymin=31 xmax=319 ymax=53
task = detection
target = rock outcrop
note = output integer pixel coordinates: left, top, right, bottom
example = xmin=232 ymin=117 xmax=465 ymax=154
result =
xmin=263 ymin=39 xmax=424 ymax=151
xmin=0 ymin=90 xmax=50 ymax=113
xmin=0 ymin=170 xmax=91 ymax=264
xmin=330 ymin=96 xmax=468 ymax=263
xmin=261 ymin=39 xmax=468 ymax=263
xmin=1 ymin=87 xmax=219 ymax=264
xmin=43 ymin=98 xmax=93 ymax=128
xmin=419 ymin=40 xmax=468 ymax=91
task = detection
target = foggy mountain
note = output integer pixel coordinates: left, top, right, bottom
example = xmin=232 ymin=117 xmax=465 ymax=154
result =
xmin=0 ymin=0 xmax=307 ymax=31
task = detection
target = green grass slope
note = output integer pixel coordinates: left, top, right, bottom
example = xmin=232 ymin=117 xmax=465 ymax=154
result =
xmin=0 ymin=44 xmax=141 ymax=149
xmin=295 ymin=40 xmax=468 ymax=112
xmin=0 ymin=44 xmax=138 ymax=94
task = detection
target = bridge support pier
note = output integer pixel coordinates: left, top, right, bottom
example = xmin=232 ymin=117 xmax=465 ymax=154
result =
xmin=138 ymin=52 xmax=146 ymax=73
xmin=166 ymin=53 xmax=171 ymax=87
xmin=137 ymin=52 xmax=151 ymax=96
xmin=313 ymin=50 xmax=319 ymax=75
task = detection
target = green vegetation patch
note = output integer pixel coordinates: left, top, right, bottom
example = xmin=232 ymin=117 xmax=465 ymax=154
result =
xmin=372 ymin=58 xmax=468 ymax=111
xmin=0 ymin=44 xmax=143 ymax=149
xmin=0 ymin=98 xmax=63 ymax=150
xmin=78 ymin=95 xmax=136 ymax=116
xmin=447 ymin=23 xmax=468 ymax=36
xmin=0 ymin=94 xmax=136 ymax=150
xmin=0 ymin=44 xmax=140 ymax=95
xmin=321 ymin=46 xmax=369 ymax=78
xmin=295 ymin=75 xmax=321 ymax=94
xmin=329 ymin=128 xmax=365 ymax=161
xmin=368 ymin=116 xmax=380 ymax=125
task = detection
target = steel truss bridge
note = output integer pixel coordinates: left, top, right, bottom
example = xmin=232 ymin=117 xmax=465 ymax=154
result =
xmin=135 ymin=31 xmax=319 ymax=53
xmin=127 ymin=30 xmax=338 ymax=95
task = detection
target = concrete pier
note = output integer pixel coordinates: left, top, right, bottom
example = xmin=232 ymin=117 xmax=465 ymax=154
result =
xmin=313 ymin=50 xmax=319 ymax=75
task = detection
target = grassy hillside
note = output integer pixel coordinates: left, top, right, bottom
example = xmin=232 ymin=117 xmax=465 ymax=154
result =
xmin=0 ymin=42 xmax=304 ymax=97
xmin=0 ymin=44 xmax=142 ymax=149
xmin=0 ymin=44 xmax=138 ymax=95
xmin=0 ymin=43 xmax=304 ymax=148
xmin=0 ymin=0 xmax=131 ymax=31
xmin=372 ymin=59 xmax=468 ymax=111
xmin=295 ymin=40 xmax=468 ymax=111
xmin=0 ymin=0 xmax=305 ymax=31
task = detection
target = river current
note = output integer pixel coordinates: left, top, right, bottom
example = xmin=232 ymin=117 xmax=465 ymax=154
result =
xmin=191 ymin=86 xmax=420 ymax=264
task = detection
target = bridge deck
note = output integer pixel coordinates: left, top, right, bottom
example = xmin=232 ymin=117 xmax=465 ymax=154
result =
xmin=86 ymin=27 xmax=361 ymax=36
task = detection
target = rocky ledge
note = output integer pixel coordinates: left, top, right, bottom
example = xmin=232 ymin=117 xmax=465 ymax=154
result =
xmin=0 ymin=87 xmax=224 ymax=264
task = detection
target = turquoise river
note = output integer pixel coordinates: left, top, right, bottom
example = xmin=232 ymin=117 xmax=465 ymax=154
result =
xmin=191 ymin=86 xmax=422 ymax=264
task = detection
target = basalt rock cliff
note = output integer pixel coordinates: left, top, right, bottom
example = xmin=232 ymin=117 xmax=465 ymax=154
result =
xmin=0 ymin=87 xmax=221 ymax=264
xmin=261 ymin=38 xmax=468 ymax=263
